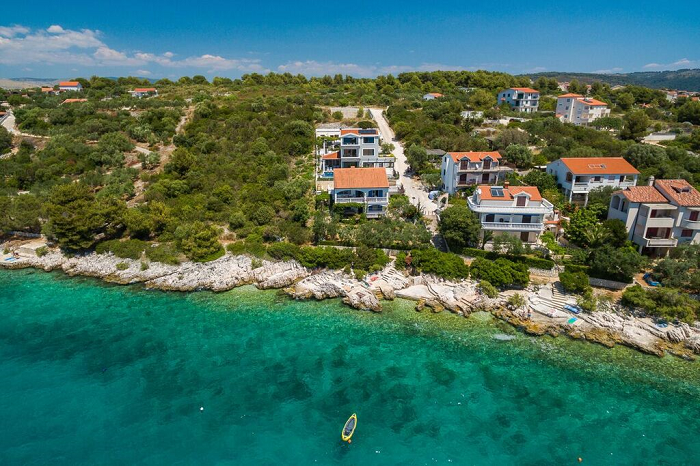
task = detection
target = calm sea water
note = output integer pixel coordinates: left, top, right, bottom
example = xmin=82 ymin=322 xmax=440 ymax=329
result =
xmin=1 ymin=269 xmax=699 ymax=465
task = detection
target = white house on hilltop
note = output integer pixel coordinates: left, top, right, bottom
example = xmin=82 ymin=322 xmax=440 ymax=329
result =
xmin=332 ymin=167 xmax=390 ymax=218
xmin=131 ymin=87 xmax=158 ymax=98
xmin=546 ymin=157 xmax=639 ymax=206
xmin=497 ymin=87 xmax=540 ymax=113
xmin=59 ymin=81 xmax=82 ymax=92
xmin=556 ymin=94 xmax=611 ymax=125
xmin=608 ymin=178 xmax=700 ymax=255
xmin=467 ymin=183 xmax=554 ymax=244
xmin=441 ymin=151 xmax=512 ymax=194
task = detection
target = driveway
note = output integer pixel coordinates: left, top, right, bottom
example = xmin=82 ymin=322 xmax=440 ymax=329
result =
xmin=370 ymin=108 xmax=439 ymax=232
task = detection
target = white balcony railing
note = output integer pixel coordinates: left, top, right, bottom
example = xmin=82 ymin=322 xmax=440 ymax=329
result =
xmin=335 ymin=197 xmax=365 ymax=203
xmin=681 ymin=218 xmax=700 ymax=229
xmin=365 ymin=197 xmax=389 ymax=205
xmin=481 ymin=222 xmax=544 ymax=231
xmin=467 ymin=198 xmax=554 ymax=214
xmin=644 ymin=216 xmax=675 ymax=228
xmin=571 ymin=180 xmax=636 ymax=191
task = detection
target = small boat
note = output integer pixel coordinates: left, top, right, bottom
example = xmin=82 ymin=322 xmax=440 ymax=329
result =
xmin=564 ymin=304 xmax=581 ymax=315
xmin=342 ymin=413 xmax=357 ymax=442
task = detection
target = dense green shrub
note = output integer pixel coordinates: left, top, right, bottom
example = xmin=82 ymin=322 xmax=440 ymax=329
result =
xmin=96 ymin=239 xmax=147 ymax=259
xmin=459 ymin=248 xmax=554 ymax=270
xmin=145 ymin=243 xmax=181 ymax=265
xmin=409 ymin=249 xmax=469 ymax=279
xmin=266 ymin=242 xmax=301 ymax=260
xmin=116 ymin=262 xmax=129 ymax=271
xmin=559 ymin=270 xmax=591 ymax=294
xmin=478 ymin=280 xmax=498 ymax=298
xmin=470 ymin=257 xmax=529 ymax=288
xmin=622 ymin=285 xmax=699 ymax=323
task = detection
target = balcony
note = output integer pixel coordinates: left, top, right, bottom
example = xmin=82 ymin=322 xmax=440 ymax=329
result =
xmin=571 ymin=180 xmax=636 ymax=192
xmin=457 ymin=165 xmax=506 ymax=172
xmin=644 ymin=216 xmax=675 ymax=228
xmin=467 ymin=198 xmax=554 ymax=214
xmin=366 ymin=212 xmax=386 ymax=218
xmin=681 ymin=218 xmax=700 ymax=229
xmin=481 ymin=222 xmax=544 ymax=231
xmin=635 ymin=235 xmax=678 ymax=248
xmin=335 ymin=197 xmax=365 ymax=204
xmin=365 ymin=197 xmax=389 ymax=205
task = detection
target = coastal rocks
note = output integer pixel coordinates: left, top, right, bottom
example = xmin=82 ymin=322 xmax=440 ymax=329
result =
xmin=253 ymin=261 xmax=309 ymax=289
xmin=343 ymin=287 xmax=381 ymax=312
xmin=287 ymin=270 xmax=381 ymax=312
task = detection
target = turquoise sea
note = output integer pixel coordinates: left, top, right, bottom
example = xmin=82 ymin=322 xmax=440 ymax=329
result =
xmin=1 ymin=269 xmax=699 ymax=465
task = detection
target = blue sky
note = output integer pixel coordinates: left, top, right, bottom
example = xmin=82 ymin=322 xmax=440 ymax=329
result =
xmin=1 ymin=0 xmax=699 ymax=79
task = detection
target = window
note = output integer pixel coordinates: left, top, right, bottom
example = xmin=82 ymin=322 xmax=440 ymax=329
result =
xmin=565 ymin=172 xmax=573 ymax=182
xmin=619 ymin=175 xmax=625 ymax=182
xmin=343 ymin=149 xmax=357 ymax=157
xmin=690 ymin=211 xmax=699 ymax=221
xmin=593 ymin=176 xmax=601 ymax=182
xmin=362 ymin=137 xmax=375 ymax=144
xmin=516 ymin=196 xmax=527 ymax=207
xmin=611 ymin=196 xmax=620 ymax=210
xmin=362 ymin=149 xmax=375 ymax=156
xmin=681 ymin=229 xmax=693 ymax=238
xmin=343 ymin=137 xmax=358 ymax=145
xmin=485 ymin=214 xmax=495 ymax=222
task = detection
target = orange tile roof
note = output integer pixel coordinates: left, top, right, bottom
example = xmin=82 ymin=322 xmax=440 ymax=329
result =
xmin=41 ymin=87 xmax=54 ymax=92
xmin=655 ymin=179 xmax=700 ymax=206
xmin=579 ymin=98 xmax=608 ymax=106
xmin=333 ymin=167 xmax=389 ymax=189
xmin=617 ymin=186 xmax=668 ymax=204
xmin=321 ymin=152 xmax=339 ymax=160
xmin=560 ymin=157 xmax=639 ymax=175
xmin=340 ymin=128 xmax=378 ymax=136
xmin=427 ymin=92 xmax=443 ymax=97
xmin=59 ymin=81 xmax=80 ymax=87
xmin=510 ymin=87 xmax=539 ymax=93
xmin=134 ymin=87 xmax=156 ymax=92
xmin=558 ymin=93 xmax=583 ymax=98
xmin=62 ymin=98 xmax=87 ymax=103
xmin=448 ymin=151 xmax=502 ymax=163
xmin=477 ymin=185 xmax=542 ymax=202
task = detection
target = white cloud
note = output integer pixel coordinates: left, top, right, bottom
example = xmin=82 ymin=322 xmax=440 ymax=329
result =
xmin=277 ymin=60 xmax=470 ymax=77
xmin=0 ymin=23 xmax=267 ymax=73
xmin=592 ymin=67 xmax=623 ymax=74
xmin=135 ymin=69 xmax=151 ymax=76
xmin=643 ymin=58 xmax=698 ymax=70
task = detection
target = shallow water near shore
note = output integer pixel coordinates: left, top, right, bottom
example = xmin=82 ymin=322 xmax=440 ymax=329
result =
xmin=1 ymin=269 xmax=699 ymax=465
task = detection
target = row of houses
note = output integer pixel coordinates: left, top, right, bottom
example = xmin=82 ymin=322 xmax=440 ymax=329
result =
xmin=40 ymin=82 xmax=157 ymax=98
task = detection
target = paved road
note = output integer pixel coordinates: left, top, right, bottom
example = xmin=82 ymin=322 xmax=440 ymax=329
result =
xmin=370 ymin=108 xmax=439 ymax=232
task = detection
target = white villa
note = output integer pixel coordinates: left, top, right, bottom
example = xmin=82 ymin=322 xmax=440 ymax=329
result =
xmin=608 ymin=178 xmax=700 ymax=255
xmin=556 ymin=94 xmax=611 ymax=125
xmin=332 ymin=167 xmax=390 ymax=218
xmin=468 ymin=183 xmax=554 ymax=244
xmin=546 ymin=157 xmax=639 ymax=206
xmin=131 ymin=87 xmax=158 ymax=98
xmin=59 ymin=81 xmax=82 ymax=92
xmin=497 ymin=87 xmax=540 ymax=113
xmin=321 ymin=128 xmax=393 ymax=174
xmin=440 ymin=151 xmax=512 ymax=194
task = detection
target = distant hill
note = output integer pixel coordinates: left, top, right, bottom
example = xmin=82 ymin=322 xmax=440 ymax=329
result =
xmin=522 ymin=69 xmax=700 ymax=92
xmin=0 ymin=78 xmax=58 ymax=89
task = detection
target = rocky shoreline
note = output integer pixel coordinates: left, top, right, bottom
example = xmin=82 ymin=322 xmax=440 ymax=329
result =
xmin=2 ymin=244 xmax=699 ymax=360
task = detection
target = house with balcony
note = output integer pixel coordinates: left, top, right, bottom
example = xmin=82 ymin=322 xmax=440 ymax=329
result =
xmin=321 ymin=127 xmax=394 ymax=174
xmin=131 ymin=87 xmax=158 ymax=98
xmin=332 ymin=167 xmax=390 ymax=218
xmin=59 ymin=81 xmax=82 ymax=92
xmin=441 ymin=151 xmax=512 ymax=194
xmin=468 ymin=183 xmax=554 ymax=244
xmin=547 ymin=157 xmax=639 ymax=206
xmin=608 ymin=178 xmax=700 ymax=255
xmin=556 ymin=94 xmax=611 ymax=126
xmin=497 ymin=87 xmax=540 ymax=113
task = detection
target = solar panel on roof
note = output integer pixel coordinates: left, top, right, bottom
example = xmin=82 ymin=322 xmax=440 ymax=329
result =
xmin=490 ymin=187 xmax=504 ymax=197
xmin=359 ymin=129 xmax=377 ymax=134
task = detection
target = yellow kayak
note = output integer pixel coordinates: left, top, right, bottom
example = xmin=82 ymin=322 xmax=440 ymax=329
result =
xmin=341 ymin=413 xmax=357 ymax=442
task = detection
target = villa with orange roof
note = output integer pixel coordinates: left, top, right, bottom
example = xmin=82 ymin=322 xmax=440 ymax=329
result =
xmin=468 ymin=182 xmax=554 ymax=244
xmin=546 ymin=157 xmax=639 ymax=205
xmin=58 ymin=81 xmax=82 ymax=92
xmin=423 ymin=92 xmax=444 ymax=101
xmin=440 ymin=151 xmax=513 ymax=194
xmin=332 ymin=167 xmax=390 ymax=218
xmin=556 ymin=94 xmax=611 ymax=125
xmin=131 ymin=87 xmax=158 ymax=98
xmin=497 ymin=87 xmax=540 ymax=113
xmin=608 ymin=177 xmax=700 ymax=254
xmin=321 ymin=127 xmax=393 ymax=175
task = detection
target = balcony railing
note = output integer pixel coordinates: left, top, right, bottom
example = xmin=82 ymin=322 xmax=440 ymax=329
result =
xmin=644 ymin=216 xmax=675 ymax=228
xmin=366 ymin=212 xmax=385 ymax=218
xmin=467 ymin=198 xmax=554 ymax=214
xmin=481 ymin=222 xmax=544 ymax=231
xmin=457 ymin=166 xmax=506 ymax=172
xmin=336 ymin=196 xmax=389 ymax=205
xmin=681 ymin=218 xmax=700 ymax=229
xmin=635 ymin=235 xmax=678 ymax=247
xmin=365 ymin=197 xmax=389 ymax=205
xmin=571 ymin=180 xmax=636 ymax=191
xmin=336 ymin=197 xmax=365 ymax=203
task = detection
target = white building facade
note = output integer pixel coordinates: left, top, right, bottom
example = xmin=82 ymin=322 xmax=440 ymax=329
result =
xmin=546 ymin=157 xmax=639 ymax=206
xmin=556 ymin=94 xmax=611 ymax=125
xmin=497 ymin=87 xmax=540 ymax=113
xmin=441 ymin=151 xmax=512 ymax=194
xmin=332 ymin=167 xmax=390 ymax=218
xmin=58 ymin=81 xmax=82 ymax=92
xmin=608 ymin=178 xmax=700 ymax=255
xmin=468 ymin=184 xmax=554 ymax=243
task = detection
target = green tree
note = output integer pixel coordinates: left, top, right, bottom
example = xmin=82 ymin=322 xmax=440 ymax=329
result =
xmin=677 ymin=100 xmax=700 ymax=125
xmin=588 ymin=245 xmax=645 ymax=283
xmin=466 ymin=89 xmax=496 ymax=110
xmin=620 ymin=110 xmax=650 ymax=142
xmin=522 ymin=171 xmax=557 ymax=192
xmin=175 ymin=221 xmax=224 ymax=261
xmin=503 ymin=144 xmax=533 ymax=168
xmin=0 ymin=126 xmax=12 ymax=154
xmin=564 ymin=208 xmax=599 ymax=247
xmin=616 ymin=92 xmax=635 ymax=110
xmin=438 ymin=205 xmax=481 ymax=250
xmin=406 ymin=144 xmax=429 ymax=173
xmin=494 ymin=128 xmax=529 ymax=149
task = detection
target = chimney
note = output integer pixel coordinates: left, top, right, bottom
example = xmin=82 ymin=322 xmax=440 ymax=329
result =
xmin=648 ymin=176 xmax=655 ymax=187
xmin=504 ymin=181 xmax=510 ymax=189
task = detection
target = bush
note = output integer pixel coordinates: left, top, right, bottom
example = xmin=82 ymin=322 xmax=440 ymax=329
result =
xmin=459 ymin=247 xmax=554 ymax=270
xmin=470 ymin=257 xmax=529 ymax=288
xmin=507 ymin=293 xmax=526 ymax=309
xmin=95 ymin=239 xmax=147 ymax=260
xmin=35 ymin=246 xmax=48 ymax=257
xmin=409 ymin=249 xmax=470 ymax=279
xmin=622 ymin=285 xmax=699 ymax=323
xmin=478 ymin=280 xmax=498 ymax=298
xmin=559 ymin=270 xmax=591 ymax=294
xmin=266 ymin=242 xmax=301 ymax=261
xmin=116 ymin=262 xmax=129 ymax=271
xmin=394 ymin=251 xmax=407 ymax=270
xmin=145 ymin=243 xmax=181 ymax=265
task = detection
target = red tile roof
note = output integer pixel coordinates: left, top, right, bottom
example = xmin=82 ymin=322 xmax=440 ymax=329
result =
xmin=655 ymin=179 xmax=700 ymax=207
xmin=41 ymin=87 xmax=55 ymax=92
xmin=340 ymin=128 xmax=378 ymax=136
xmin=334 ymin=167 xmax=389 ymax=189
xmin=321 ymin=152 xmax=339 ymax=160
xmin=559 ymin=157 xmax=639 ymax=175
xmin=558 ymin=93 xmax=583 ymax=98
xmin=134 ymin=88 xmax=156 ymax=92
xmin=579 ymin=98 xmax=608 ymax=106
xmin=510 ymin=87 xmax=539 ymax=93
xmin=477 ymin=185 xmax=542 ymax=202
xmin=617 ymin=186 xmax=668 ymax=204
xmin=448 ymin=151 xmax=502 ymax=163
xmin=427 ymin=92 xmax=443 ymax=97
xmin=59 ymin=81 xmax=80 ymax=87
